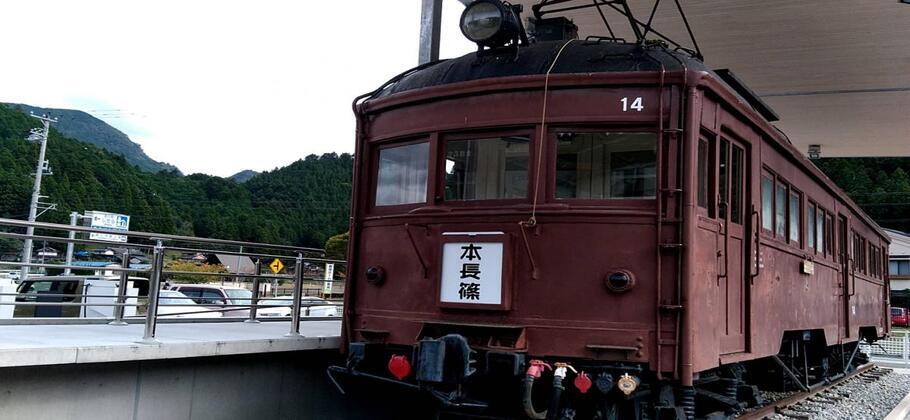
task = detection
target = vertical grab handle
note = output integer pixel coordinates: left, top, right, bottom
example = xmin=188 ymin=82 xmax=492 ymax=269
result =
xmin=751 ymin=206 xmax=761 ymax=280
xmin=717 ymin=201 xmax=729 ymax=280
xmin=848 ymin=257 xmax=857 ymax=297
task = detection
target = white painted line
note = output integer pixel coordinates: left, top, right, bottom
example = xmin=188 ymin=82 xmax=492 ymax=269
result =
xmin=885 ymin=388 xmax=910 ymax=420
xmin=0 ymin=320 xmax=341 ymax=368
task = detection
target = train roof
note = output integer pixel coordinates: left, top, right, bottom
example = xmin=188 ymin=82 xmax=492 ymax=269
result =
xmin=375 ymin=41 xmax=709 ymax=99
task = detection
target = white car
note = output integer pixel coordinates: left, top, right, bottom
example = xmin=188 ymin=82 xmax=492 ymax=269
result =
xmin=156 ymin=290 xmax=222 ymax=318
xmin=256 ymin=296 xmax=338 ymax=318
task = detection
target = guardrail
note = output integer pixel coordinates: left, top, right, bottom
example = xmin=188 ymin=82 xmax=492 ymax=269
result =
xmin=860 ymin=330 xmax=910 ymax=365
xmin=0 ymin=217 xmax=346 ymax=343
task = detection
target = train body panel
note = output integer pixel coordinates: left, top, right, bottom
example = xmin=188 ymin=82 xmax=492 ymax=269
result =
xmin=338 ymin=39 xmax=889 ymax=418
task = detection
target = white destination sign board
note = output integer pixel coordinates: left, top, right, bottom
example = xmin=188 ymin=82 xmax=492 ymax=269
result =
xmin=87 ymin=211 xmax=131 ymax=243
xmin=440 ymin=242 xmax=503 ymax=305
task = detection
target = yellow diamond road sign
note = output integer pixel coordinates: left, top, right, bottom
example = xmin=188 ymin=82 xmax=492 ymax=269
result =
xmin=269 ymin=258 xmax=285 ymax=274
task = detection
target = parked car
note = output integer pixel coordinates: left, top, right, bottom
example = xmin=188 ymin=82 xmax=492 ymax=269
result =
xmin=0 ymin=270 xmax=20 ymax=282
xmin=167 ymin=284 xmax=253 ymax=317
xmin=892 ymin=307 xmax=910 ymax=327
xmin=156 ymin=290 xmax=222 ymax=318
xmin=15 ymin=275 xmax=149 ymax=318
xmin=256 ymin=296 xmax=339 ymax=318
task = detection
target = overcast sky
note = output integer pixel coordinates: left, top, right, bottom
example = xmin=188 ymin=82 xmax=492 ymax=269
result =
xmin=0 ymin=1 xmax=476 ymax=177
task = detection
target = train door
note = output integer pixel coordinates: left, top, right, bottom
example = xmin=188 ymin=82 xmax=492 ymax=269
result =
xmin=838 ymin=214 xmax=850 ymax=339
xmin=718 ymin=137 xmax=749 ymax=354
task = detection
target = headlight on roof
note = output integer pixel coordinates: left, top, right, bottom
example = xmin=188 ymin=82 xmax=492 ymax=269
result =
xmin=460 ymin=0 xmax=523 ymax=48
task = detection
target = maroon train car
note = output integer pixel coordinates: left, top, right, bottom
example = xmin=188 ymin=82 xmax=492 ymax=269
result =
xmin=332 ymin=2 xmax=889 ymax=419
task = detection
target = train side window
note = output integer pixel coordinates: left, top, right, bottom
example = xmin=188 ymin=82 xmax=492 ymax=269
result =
xmin=864 ymin=239 xmax=869 ymax=274
xmin=375 ymin=142 xmax=430 ymax=206
xmin=815 ymin=208 xmax=825 ymax=254
xmin=788 ymin=190 xmax=800 ymax=245
xmin=775 ymin=181 xmax=787 ymax=238
xmin=825 ymin=214 xmax=834 ymax=256
xmin=807 ymin=203 xmax=816 ymax=251
xmin=870 ymin=246 xmax=879 ymax=278
xmin=852 ymin=232 xmax=867 ymax=274
xmin=554 ymin=132 xmax=656 ymax=199
xmin=718 ymin=140 xmax=728 ymax=219
xmin=730 ymin=145 xmax=744 ymax=224
xmin=697 ymin=140 xmax=708 ymax=209
xmin=445 ymin=136 xmax=530 ymax=200
xmin=761 ymin=174 xmax=773 ymax=231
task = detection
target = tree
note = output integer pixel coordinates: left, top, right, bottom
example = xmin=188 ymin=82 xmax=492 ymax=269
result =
xmin=324 ymin=231 xmax=349 ymax=261
xmin=164 ymin=260 xmax=228 ymax=284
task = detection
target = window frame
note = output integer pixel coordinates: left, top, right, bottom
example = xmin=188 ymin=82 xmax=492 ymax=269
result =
xmin=787 ymin=187 xmax=802 ymax=246
xmin=369 ymin=136 xmax=434 ymax=213
xmin=439 ymin=128 xmax=536 ymax=207
xmin=760 ymin=169 xmax=775 ymax=234
xmin=774 ymin=177 xmax=788 ymax=239
xmin=547 ymin=126 xmax=660 ymax=208
xmin=697 ymin=138 xmax=710 ymax=211
xmin=814 ymin=206 xmax=826 ymax=256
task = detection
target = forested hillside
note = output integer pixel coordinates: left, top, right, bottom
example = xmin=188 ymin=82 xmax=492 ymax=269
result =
xmin=815 ymin=157 xmax=910 ymax=233
xmin=1 ymin=102 xmax=906 ymax=255
xmin=0 ymin=104 xmax=351 ymax=249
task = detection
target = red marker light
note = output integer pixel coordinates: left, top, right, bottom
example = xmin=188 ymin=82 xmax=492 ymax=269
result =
xmin=388 ymin=354 xmax=412 ymax=380
xmin=574 ymin=371 xmax=592 ymax=394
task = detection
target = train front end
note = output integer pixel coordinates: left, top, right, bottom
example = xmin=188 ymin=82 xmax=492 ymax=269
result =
xmin=334 ymin=3 xmax=705 ymax=418
xmin=335 ymin=47 xmax=697 ymax=420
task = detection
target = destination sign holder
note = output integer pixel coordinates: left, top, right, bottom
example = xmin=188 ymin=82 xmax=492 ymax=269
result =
xmin=435 ymin=233 xmax=512 ymax=311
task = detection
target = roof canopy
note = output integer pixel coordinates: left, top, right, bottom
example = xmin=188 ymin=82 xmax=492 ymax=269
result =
xmin=496 ymin=1 xmax=910 ymax=157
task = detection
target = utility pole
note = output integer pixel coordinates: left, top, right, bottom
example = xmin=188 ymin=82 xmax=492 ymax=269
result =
xmin=20 ymin=114 xmax=57 ymax=280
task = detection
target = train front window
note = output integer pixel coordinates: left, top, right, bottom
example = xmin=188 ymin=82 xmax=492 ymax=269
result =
xmin=555 ymin=132 xmax=656 ymax=199
xmin=375 ymin=142 xmax=429 ymax=206
xmin=444 ymin=136 xmax=530 ymax=200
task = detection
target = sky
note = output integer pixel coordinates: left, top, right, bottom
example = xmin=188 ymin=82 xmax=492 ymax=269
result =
xmin=0 ymin=1 xmax=476 ymax=177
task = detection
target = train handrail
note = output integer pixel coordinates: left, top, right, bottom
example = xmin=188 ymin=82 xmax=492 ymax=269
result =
xmin=849 ymin=257 xmax=857 ymax=297
xmin=750 ymin=207 xmax=761 ymax=280
xmin=717 ymin=201 xmax=729 ymax=280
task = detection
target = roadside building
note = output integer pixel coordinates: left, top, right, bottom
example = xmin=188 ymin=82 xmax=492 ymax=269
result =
xmin=887 ymin=229 xmax=910 ymax=308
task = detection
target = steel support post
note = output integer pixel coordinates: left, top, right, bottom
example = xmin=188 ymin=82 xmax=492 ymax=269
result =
xmin=246 ymin=260 xmax=262 ymax=324
xmin=286 ymin=255 xmax=304 ymax=337
xmin=140 ymin=242 xmax=165 ymax=343
xmin=419 ymin=0 xmax=443 ymax=64
xmin=109 ymin=251 xmax=130 ymax=326
xmin=63 ymin=212 xmax=79 ymax=275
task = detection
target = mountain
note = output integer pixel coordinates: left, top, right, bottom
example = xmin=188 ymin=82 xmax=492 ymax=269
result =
xmin=5 ymin=103 xmax=178 ymax=174
xmin=0 ymin=104 xmax=178 ymax=235
xmin=229 ymin=170 xmax=260 ymax=183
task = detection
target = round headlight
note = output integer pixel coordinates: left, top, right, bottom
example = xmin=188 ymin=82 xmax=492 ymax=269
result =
xmin=605 ymin=271 xmax=635 ymax=293
xmin=460 ymin=1 xmax=504 ymax=43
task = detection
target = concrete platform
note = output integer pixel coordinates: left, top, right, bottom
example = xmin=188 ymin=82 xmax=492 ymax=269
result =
xmin=0 ymin=320 xmax=341 ymax=368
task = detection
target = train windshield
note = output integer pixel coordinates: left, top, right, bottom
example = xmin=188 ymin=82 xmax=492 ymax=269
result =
xmin=375 ymin=142 xmax=430 ymax=206
xmin=444 ymin=136 xmax=530 ymax=200
xmin=555 ymin=132 xmax=657 ymax=199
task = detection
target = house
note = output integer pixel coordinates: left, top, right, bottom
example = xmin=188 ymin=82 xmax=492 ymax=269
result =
xmin=207 ymin=254 xmax=257 ymax=275
xmin=886 ymin=229 xmax=910 ymax=309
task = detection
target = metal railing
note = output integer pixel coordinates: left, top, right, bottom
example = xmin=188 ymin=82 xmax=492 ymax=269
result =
xmin=0 ymin=217 xmax=346 ymax=343
xmin=860 ymin=330 xmax=910 ymax=365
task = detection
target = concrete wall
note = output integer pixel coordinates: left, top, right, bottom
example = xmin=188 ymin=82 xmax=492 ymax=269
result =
xmin=0 ymin=350 xmax=416 ymax=420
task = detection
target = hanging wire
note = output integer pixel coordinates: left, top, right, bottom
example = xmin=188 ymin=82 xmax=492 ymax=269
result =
xmin=527 ymin=39 xmax=576 ymax=226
